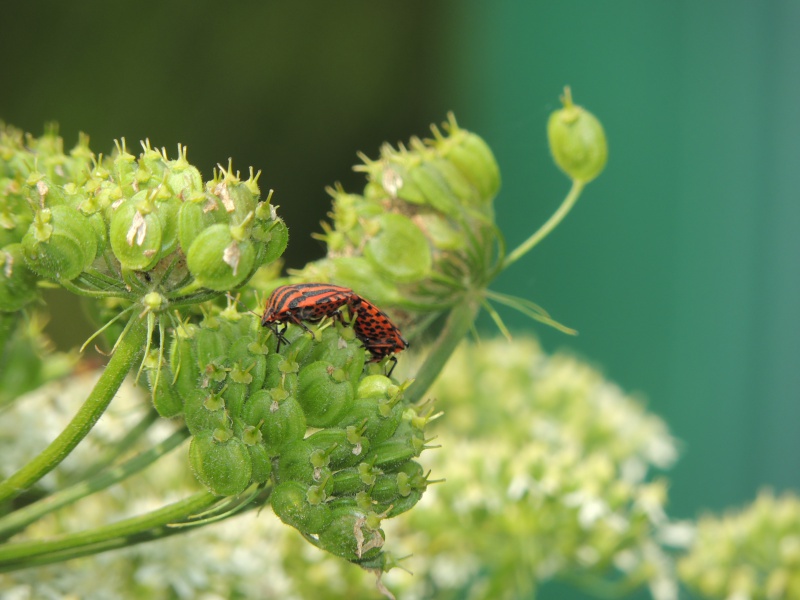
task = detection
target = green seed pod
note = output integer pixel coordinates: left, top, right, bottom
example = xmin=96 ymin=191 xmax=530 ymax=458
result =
xmin=425 ymin=157 xmax=481 ymax=206
xmin=306 ymin=428 xmax=370 ymax=471
xmin=147 ymin=365 xmax=183 ymax=418
xmin=247 ymin=353 xmax=268 ymax=396
xmin=277 ymin=440 xmax=318 ymax=485
xmin=364 ymin=438 xmax=419 ymax=472
xmin=440 ymin=132 xmax=501 ymax=203
xmin=86 ymin=212 xmax=108 ymax=256
xmin=407 ymin=162 xmax=460 ymax=217
xmin=221 ymin=380 xmax=248 ymax=420
xmin=109 ymin=199 xmax=162 ymax=271
xmin=166 ymin=161 xmax=203 ymax=200
xmin=307 ymin=326 xmax=363 ymax=376
xmin=183 ymin=389 xmax=229 ymax=436
xmin=154 ymin=195 xmax=181 ymax=259
xmin=370 ymin=473 xmax=403 ymax=504
xmin=247 ymin=441 xmax=272 ymax=484
xmin=253 ymin=217 xmax=289 ymax=268
xmin=186 ymin=224 xmax=256 ymax=291
xmin=331 ymin=468 xmax=369 ymax=497
xmin=22 ymin=205 xmax=96 ymax=280
xmin=317 ymin=505 xmax=385 ymax=562
xmin=168 ymin=330 xmax=200 ymax=402
xmin=194 ymin=325 xmax=228 ymax=371
xmin=381 ymin=163 xmax=426 ymax=205
xmin=297 ymin=361 xmax=356 ymax=428
xmin=363 ymin=213 xmax=432 ymax=284
xmin=219 ymin=181 xmax=257 ymax=226
xmin=189 ymin=430 xmax=252 ymax=496
xmin=382 ymin=488 xmax=423 ymax=518
xmin=0 ymin=243 xmax=40 ymax=312
xmin=356 ymin=375 xmax=394 ymax=400
xmin=262 ymin=353 xmax=298 ymax=395
xmin=271 ymin=481 xmax=334 ymax=534
xmin=415 ymin=213 xmax=465 ymax=251
xmin=177 ymin=200 xmax=214 ymax=254
xmin=337 ymin=397 xmax=404 ymax=445
xmin=547 ymin=87 xmax=608 ymax=183
xmin=242 ymin=390 xmax=307 ymax=455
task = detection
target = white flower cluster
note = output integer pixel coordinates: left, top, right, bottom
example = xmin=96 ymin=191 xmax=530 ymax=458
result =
xmin=380 ymin=337 xmax=682 ymax=599
xmin=679 ymin=490 xmax=800 ymax=599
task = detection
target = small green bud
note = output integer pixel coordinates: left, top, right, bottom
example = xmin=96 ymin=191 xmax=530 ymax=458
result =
xmin=242 ymin=391 xmax=307 ymax=455
xmin=331 ymin=469 xmax=367 ymax=497
xmin=365 ymin=438 xmax=419 ymax=471
xmin=22 ymin=205 xmax=96 ymax=280
xmin=547 ymin=87 xmax=608 ymax=183
xmin=186 ymin=224 xmax=256 ymax=291
xmin=147 ymin=366 xmax=183 ymax=418
xmin=271 ymin=481 xmax=334 ymax=534
xmin=306 ymin=428 xmax=370 ymax=470
xmin=297 ymin=361 xmax=356 ymax=428
xmin=168 ymin=332 xmax=200 ymax=401
xmin=407 ymin=161 xmax=460 ymax=217
xmin=277 ymin=440 xmax=317 ymax=485
xmin=337 ymin=396 xmax=404 ymax=444
xmin=317 ymin=505 xmax=385 ymax=561
xmin=189 ymin=430 xmax=252 ymax=496
xmin=247 ymin=441 xmax=272 ymax=483
xmin=183 ymin=389 xmax=228 ymax=435
xmin=109 ymin=199 xmax=163 ymax=271
xmin=363 ymin=213 xmax=432 ymax=284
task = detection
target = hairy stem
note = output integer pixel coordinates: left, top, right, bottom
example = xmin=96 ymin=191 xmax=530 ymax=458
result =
xmin=0 ymin=491 xmax=218 ymax=571
xmin=0 ymin=312 xmax=147 ymax=504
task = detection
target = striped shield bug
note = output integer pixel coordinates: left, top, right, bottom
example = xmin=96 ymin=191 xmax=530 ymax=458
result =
xmin=261 ymin=283 xmax=408 ymax=374
xmin=349 ymin=296 xmax=409 ymax=376
xmin=261 ymin=283 xmax=357 ymax=349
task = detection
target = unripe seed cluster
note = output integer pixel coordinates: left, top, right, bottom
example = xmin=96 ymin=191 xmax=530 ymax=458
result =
xmin=0 ymin=124 xmax=287 ymax=312
xmin=145 ymin=306 xmax=431 ymax=565
xmin=296 ymin=114 xmax=501 ymax=321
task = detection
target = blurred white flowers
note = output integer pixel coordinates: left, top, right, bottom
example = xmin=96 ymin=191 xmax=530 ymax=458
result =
xmin=679 ymin=490 xmax=800 ymax=599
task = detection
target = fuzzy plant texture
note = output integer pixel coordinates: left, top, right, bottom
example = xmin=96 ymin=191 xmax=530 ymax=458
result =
xmin=2 ymin=91 xmax=792 ymax=599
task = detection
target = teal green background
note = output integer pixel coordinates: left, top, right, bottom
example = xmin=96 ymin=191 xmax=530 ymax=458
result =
xmin=455 ymin=1 xmax=800 ymax=524
xmin=3 ymin=1 xmax=799 ymax=597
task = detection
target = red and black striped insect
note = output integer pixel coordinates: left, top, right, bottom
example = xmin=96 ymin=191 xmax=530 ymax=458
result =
xmin=261 ymin=283 xmax=356 ymax=347
xmin=349 ymin=296 xmax=409 ymax=372
xmin=261 ymin=283 xmax=408 ymax=373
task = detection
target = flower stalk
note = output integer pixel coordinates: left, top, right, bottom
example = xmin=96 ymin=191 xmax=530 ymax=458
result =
xmin=0 ymin=312 xmax=147 ymax=504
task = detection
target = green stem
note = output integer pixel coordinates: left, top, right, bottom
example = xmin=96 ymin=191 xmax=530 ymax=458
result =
xmin=0 ymin=491 xmax=218 ymax=571
xmin=0 ymin=312 xmax=147 ymax=504
xmin=0 ymin=428 xmax=189 ymax=540
xmin=500 ymin=178 xmax=584 ymax=272
xmin=406 ymin=298 xmax=480 ymax=404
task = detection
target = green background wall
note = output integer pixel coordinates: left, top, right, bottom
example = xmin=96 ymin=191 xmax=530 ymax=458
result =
xmin=452 ymin=1 xmax=800 ymax=523
xmin=2 ymin=2 xmax=799 ymax=597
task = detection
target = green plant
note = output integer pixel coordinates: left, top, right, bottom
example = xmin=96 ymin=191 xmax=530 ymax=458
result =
xmin=1 ymin=89 xmax=717 ymax=599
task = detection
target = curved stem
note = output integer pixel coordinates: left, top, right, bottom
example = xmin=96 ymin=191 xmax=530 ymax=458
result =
xmin=0 ymin=427 xmax=189 ymax=540
xmin=0 ymin=312 xmax=147 ymax=504
xmin=500 ymin=178 xmax=584 ymax=273
xmin=0 ymin=490 xmax=218 ymax=571
xmin=406 ymin=298 xmax=480 ymax=404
